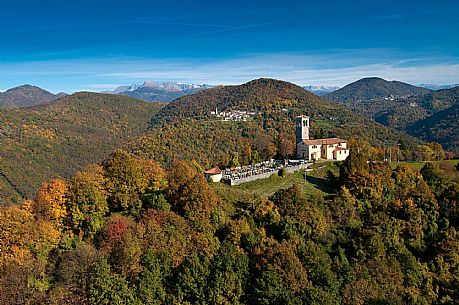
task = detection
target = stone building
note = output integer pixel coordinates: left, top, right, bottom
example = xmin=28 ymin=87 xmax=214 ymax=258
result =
xmin=295 ymin=115 xmax=349 ymax=161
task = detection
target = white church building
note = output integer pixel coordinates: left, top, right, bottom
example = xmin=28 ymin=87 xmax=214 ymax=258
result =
xmin=295 ymin=115 xmax=349 ymax=161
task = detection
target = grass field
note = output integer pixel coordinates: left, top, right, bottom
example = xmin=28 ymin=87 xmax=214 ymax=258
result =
xmin=390 ymin=159 xmax=459 ymax=171
xmin=210 ymin=161 xmax=341 ymax=205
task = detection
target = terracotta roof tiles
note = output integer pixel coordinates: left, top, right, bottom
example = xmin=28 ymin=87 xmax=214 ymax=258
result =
xmin=205 ymin=167 xmax=222 ymax=175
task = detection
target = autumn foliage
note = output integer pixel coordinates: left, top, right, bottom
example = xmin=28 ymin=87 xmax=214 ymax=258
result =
xmin=1 ymin=146 xmax=459 ymax=305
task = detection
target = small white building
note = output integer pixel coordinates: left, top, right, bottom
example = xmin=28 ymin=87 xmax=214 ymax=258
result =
xmin=205 ymin=167 xmax=223 ymax=182
xmin=333 ymin=146 xmax=349 ymax=161
xmin=295 ymin=115 xmax=349 ymax=161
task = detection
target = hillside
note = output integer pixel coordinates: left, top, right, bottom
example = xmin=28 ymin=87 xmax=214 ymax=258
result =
xmin=128 ymin=79 xmax=422 ymax=167
xmin=0 ymin=84 xmax=64 ymax=109
xmin=322 ymin=80 xmax=459 ymax=152
xmin=0 ymin=92 xmax=163 ymax=205
xmin=2 ymin=145 xmax=458 ymax=304
xmin=408 ymin=103 xmax=459 ymax=152
xmin=324 ymin=77 xmax=430 ymax=102
xmin=374 ymin=86 xmax=459 ymax=128
xmin=337 ymin=86 xmax=459 ymax=152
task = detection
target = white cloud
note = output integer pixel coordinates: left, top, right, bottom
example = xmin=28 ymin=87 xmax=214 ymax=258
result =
xmin=99 ymin=54 xmax=459 ymax=87
xmin=2 ymin=51 xmax=459 ymax=92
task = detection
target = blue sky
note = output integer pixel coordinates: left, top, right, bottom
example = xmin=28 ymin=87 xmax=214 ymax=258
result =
xmin=1 ymin=0 xmax=459 ymax=92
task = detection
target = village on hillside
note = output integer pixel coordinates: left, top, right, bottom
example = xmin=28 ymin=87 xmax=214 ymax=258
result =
xmin=210 ymin=108 xmax=258 ymax=121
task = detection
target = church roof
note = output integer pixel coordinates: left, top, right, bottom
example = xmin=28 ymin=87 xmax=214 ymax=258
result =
xmin=205 ymin=167 xmax=222 ymax=175
xmin=300 ymin=138 xmax=347 ymax=146
xmin=300 ymin=139 xmax=323 ymax=145
xmin=321 ymin=138 xmax=347 ymax=145
xmin=334 ymin=147 xmax=349 ymax=151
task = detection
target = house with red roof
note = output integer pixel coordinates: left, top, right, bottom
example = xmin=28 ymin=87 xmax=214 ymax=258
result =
xmin=204 ymin=167 xmax=223 ymax=182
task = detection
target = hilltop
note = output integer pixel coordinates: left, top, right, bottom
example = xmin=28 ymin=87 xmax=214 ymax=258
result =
xmin=129 ymin=78 xmax=421 ymax=167
xmin=324 ymin=77 xmax=430 ymax=102
xmin=0 ymin=84 xmax=66 ymax=109
xmin=0 ymin=92 xmax=163 ymax=205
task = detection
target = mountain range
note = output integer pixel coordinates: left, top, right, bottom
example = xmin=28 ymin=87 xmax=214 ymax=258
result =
xmin=418 ymin=83 xmax=459 ymax=91
xmin=103 ymin=81 xmax=214 ymax=102
xmin=302 ymin=85 xmax=340 ymax=96
xmin=0 ymin=85 xmax=67 ymax=109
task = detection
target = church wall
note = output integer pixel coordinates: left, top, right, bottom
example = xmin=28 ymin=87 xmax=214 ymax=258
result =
xmin=308 ymin=144 xmax=322 ymax=160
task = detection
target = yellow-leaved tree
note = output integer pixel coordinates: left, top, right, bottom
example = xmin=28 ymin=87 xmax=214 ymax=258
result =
xmin=33 ymin=179 xmax=68 ymax=227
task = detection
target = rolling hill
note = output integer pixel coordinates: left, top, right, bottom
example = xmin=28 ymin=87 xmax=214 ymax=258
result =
xmin=408 ymin=103 xmax=459 ymax=151
xmin=0 ymin=92 xmax=164 ymax=206
xmin=128 ymin=78 xmax=422 ymax=168
xmin=406 ymin=92 xmax=459 ymax=152
xmin=322 ymin=78 xmax=459 ymax=152
xmin=374 ymin=86 xmax=459 ymax=128
xmin=332 ymin=85 xmax=459 ymax=152
xmin=0 ymin=84 xmax=66 ymax=109
xmin=324 ymin=77 xmax=430 ymax=102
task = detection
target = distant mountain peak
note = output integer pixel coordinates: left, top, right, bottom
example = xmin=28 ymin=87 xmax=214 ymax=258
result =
xmin=418 ymin=83 xmax=459 ymax=91
xmin=0 ymin=84 xmax=61 ymax=109
xmin=103 ymin=81 xmax=215 ymax=103
xmin=105 ymin=81 xmax=213 ymax=94
xmin=303 ymin=85 xmax=340 ymax=96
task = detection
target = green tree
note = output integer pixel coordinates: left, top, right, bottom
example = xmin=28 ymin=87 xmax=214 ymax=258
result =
xmin=175 ymin=254 xmax=211 ymax=305
xmin=136 ymin=251 xmax=171 ymax=305
xmin=103 ymin=149 xmax=164 ymax=213
xmin=298 ymin=241 xmax=341 ymax=305
xmin=88 ymin=257 xmax=136 ymax=305
xmin=252 ymin=265 xmax=300 ymax=305
xmin=420 ymin=162 xmax=448 ymax=194
xmin=207 ymin=243 xmax=249 ymax=305
xmin=67 ymin=164 xmax=109 ymax=239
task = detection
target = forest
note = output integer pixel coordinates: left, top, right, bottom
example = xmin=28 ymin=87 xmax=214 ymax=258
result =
xmin=0 ymin=92 xmax=164 ymax=206
xmin=1 ymin=140 xmax=458 ymax=305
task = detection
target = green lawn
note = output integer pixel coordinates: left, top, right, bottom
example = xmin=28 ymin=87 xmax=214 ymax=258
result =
xmin=210 ymin=161 xmax=341 ymax=204
xmin=233 ymin=171 xmax=325 ymax=198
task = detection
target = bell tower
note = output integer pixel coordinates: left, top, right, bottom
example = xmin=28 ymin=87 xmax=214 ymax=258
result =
xmin=295 ymin=115 xmax=309 ymax=144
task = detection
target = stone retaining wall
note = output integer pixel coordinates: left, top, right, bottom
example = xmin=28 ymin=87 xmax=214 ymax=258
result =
xmin=224 ymin=164 xmax=308 ymax=186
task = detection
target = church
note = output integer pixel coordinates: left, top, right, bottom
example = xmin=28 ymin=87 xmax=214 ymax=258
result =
xmin=295 ymin=115 xmax=349 ymax=161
